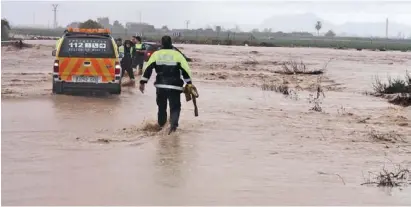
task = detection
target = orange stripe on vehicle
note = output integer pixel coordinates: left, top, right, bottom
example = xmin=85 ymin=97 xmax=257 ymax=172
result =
xmin=71 ymin=58 xmax=83 ymax=74
xmin=82 ymin=58 xmax=93 ymax=76
xmin=61 ymin=58 xmax=77 ymax=80
xmin=59 ymin=58 xmax=70 ymax=76
xmin=97 ymin=58 xmax=111 ymax=82
xmin=103 ymin=58 xmax=115 ymax=80
xmin=69 ymin=58 xmax=84 ymax=81
xmin=95 ymin=59 xmax=107 ymax=82
xmin=75 ymin=58 xmax=87 ymax=75
xmin=83 ymin=59 xmax=94 ymax=76
xmin=105 ymin=59 xmax=115 ymax=75
xmin=90 ymin=59 xmax=104 ymax=81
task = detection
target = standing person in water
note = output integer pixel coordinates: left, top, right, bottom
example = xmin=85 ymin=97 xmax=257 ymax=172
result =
xmin=139 ymin=36 xmax=193 ymax=134
xmin=118 ymin=40 xmax=135 ymax=84
xmin=132 ymin=36 xmax=146 ymax=75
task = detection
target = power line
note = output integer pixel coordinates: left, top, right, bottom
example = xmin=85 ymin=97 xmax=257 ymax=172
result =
xmin=185 ymin=20 xmax=190 ymax=30
xmin=386 ymin=18 xmax=389 ymax=39
xmin=52 ymin=4 xmax=58 ymax=29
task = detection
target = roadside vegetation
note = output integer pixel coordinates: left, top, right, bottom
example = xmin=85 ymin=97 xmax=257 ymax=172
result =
xmin=362 ymin=164 xmax=410 ymax=187
xmin=274 ymin=60 xmax=326 ymax=75
xmin=78 ymin=20 xmax=103 ymax=29
xmin=372 ymin=72 xmax=411 ymax=106
xmin=368 ymin=129 xmax=405 ymax=143
xmin=1 ymin=18 xmax=11 ymax=40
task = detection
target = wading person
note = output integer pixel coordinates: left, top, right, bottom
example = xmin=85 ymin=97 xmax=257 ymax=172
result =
xmin=132 ymin=36 xmax=146 ymax=75
xmin=139 ymin=36 xmax=193 ymax=134
xmin=118 ymin=40 xmax=135 ymax=84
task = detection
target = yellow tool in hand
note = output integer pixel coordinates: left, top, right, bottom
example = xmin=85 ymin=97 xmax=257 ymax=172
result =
xmin=184 ymin=84 xmax=199 ymax=117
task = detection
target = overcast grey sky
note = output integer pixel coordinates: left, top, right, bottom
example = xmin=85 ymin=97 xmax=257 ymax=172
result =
xmin=2 ymin=1 xmax=411 ymax=30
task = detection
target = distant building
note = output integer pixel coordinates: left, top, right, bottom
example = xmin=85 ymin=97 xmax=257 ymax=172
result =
xmin=97 ymin=17 xmax=110 ymax=29
xmin=125 ymin=22 xmax=155 ymax=33
xmin=67 ymin=22 xmax=81 ymax=28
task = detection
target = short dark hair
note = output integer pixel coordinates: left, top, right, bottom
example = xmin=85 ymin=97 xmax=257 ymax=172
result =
xmin=161 ymin=35 xmax=172 ymax=49
xmin=136 ymin=36 xmax=141 ymax=42
xmin=124 ymin=40 xmax=132 ymax=45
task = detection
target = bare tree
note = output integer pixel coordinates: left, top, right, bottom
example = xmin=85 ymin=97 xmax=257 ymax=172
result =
xmin=315 ymin=21 xmax=322 ymax=36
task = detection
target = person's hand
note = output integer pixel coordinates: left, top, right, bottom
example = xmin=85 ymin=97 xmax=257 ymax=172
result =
xmin=139 ymin=83 xmax=145 ymax=94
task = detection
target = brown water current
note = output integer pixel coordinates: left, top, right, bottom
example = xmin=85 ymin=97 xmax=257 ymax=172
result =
xmin=1 ymin=41 xmax=411 ymax=205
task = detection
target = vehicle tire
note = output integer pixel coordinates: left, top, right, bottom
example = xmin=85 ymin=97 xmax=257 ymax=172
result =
xmin=110 ymin=84 xmax=121 ymax=95
xmin=52 ymin=81 xmax=64 ymax=94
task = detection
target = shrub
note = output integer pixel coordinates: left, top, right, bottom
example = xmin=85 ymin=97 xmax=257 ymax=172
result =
xmin=79 ymin=20 xmax=103 ymax=29
xmin=372 ymin=72 xmax=411 ymax=106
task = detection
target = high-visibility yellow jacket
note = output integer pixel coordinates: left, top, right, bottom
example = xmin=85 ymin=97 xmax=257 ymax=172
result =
xmin=118 ymin=45 xmax=134 ymax=59
xmin=140 ymin=49 xmax=192 ymax=91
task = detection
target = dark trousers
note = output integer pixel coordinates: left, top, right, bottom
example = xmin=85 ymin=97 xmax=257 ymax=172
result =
xmin=132 ymin=57 xmax=143 ymax=69
xmin=156 ymin=88 xmax=182 ymax=128
xmin=121 ymin=63 xmax=135 ymax=80
xmin=133 ymin=56 xmax=144 ymax=76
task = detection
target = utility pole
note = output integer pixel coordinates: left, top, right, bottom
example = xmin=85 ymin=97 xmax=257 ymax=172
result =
xmin=52 ymin=4 xmax=58 ymax=29
xmin=386 ymin=18 xmax=389 ymax=39
xmin=185 ymin=20 xmax=190 ymax=30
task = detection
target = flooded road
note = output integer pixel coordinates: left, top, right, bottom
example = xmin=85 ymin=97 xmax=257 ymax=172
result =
xmin=2 ymin=42 xmax=411 ymax=205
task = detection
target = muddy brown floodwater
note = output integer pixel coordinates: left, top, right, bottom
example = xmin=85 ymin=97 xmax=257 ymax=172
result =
xmin=2 ymin=41 xmax=411 ymax=205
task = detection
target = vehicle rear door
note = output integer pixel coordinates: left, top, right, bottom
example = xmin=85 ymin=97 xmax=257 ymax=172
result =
xmin=57 ymin=36 xmax=117 ymax=83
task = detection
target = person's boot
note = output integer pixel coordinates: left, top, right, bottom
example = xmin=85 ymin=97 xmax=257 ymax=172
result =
xmin=168 ymin=126 xmax=177 ymax=135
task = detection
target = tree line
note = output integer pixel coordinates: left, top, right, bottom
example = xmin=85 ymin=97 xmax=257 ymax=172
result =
xmin=2 ymin=18 xmax=11 ymax=40
xmin=69 ymin=18 xmax=336 ymax=38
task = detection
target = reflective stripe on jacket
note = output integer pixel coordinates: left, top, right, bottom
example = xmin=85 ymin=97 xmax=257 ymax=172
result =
xmin=134 ymin=43 xmax=145 ymax=56
xmin=119 ymin=46 xmax=134 ymax=58
xmin=140 ymin=49 xmax=192 ymax=91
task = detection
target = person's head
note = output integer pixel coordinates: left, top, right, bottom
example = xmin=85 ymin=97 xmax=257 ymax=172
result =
xmin=124 ymin=40 xmax=131 ymax=48
xmin=116 ymin=38 xmax=122 ymax=45
xmin=131 ymin=36 xmax=137 ymax=43
xmin=161 ymin=35 xmax=173 ymax=49
xmin=136 ymin=36 xmax=142 ymax=43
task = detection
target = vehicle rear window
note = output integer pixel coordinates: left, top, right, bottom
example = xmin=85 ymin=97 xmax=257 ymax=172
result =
xmin=145 ymin=44 xmax=160 ymax=51
xmin=58 ymin=36 xmax=115 ymax=58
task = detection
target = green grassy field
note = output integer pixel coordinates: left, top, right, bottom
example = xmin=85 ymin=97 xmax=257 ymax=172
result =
xmin=10 ymin=27 xmax=411 ymax=51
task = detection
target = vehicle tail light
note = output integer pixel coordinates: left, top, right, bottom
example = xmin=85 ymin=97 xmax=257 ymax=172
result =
xmin=147 ymin=52 xmax=151 ymax=56
xmin=115 ymin=61 xmax=121 ymax=74
xmin=53 ymin=60 xmax=59 ymax=73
